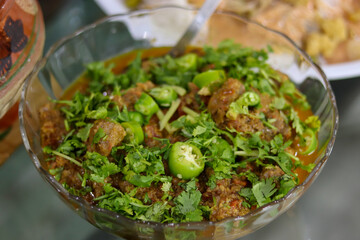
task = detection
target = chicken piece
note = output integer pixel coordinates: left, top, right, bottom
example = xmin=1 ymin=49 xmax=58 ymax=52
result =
xmin=208 ymin=78 xmax=245 ymax=125
xmin=143 ymin=115 xmax=163 ymax=148
xmin=121 ymin=81 xmax=155 ymax=110
xmin=39 ymin=103 xmax=66 ymax=148
xmin=87 ymin=119 xmax=126 ymax=156
xmin=202 ymin=178 xmax=250 ymax=221
xmin=177 ymin=82 xmax=202 ymax=117
xmin=260 ymin=165 xmax=285 ymax=180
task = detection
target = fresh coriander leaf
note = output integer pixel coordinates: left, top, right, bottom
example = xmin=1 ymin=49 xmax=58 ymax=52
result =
xmin=161 ymin=182 xmax=172 ymax=193
xmin=77 ymin=123 xmax=93 ymax=141
xmin=93 ymin=128 xmax=106 ymax=144
xmin=83 ymin=151 xmax=121 ymax=180
xmin=63 ymin=183 xmax=92 ymax=196
xmin=192 ymin=125 xmax=207 ymax=136
xmin=274 ymin=174 xmax=296 ymax=200
xmin=268 ymin=152 xmax=294 ymax=177
xmin=289 ymin=108 xmax=304 ymax=135
xmin=272 ymin=97 xmax=287 ymax=110
xmin=252 ymin=178 xmax=277 ymax=206
xmin=140 ymin=202 xmax=169 ymax=222
xmin=126 ymin=172 xmax=154 ymax=187
xmin=172 ymin=179 xmax=204 ymax=222
xmin=239 ymin=187 xmax=257 ymax=206
xmin=87 ymin=106 xmax=108 ymax=120
xmin=49 ymin=167 xmax=64 ymax=181
xmin=57 ymin=138 xmax=86 ymax=157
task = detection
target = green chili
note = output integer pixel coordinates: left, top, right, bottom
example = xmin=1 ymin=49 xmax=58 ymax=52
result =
xmin=128 ymin=111 xmax=144 ymax=125
xmin=193 ymin=69 xmax=226 ymax=94
xmin=168 ymin=142 xmax=204 ymax=180
xmin=121 ymin=121 xmax=144 ymax=144
xmin=241 ymin=92 xmax=260 ymax=106
xmin=175 ymin=53 xmax=198 ymax=71
xmin=300 ymin=128 xmax=318 ymax=155
xmin=149 ymin=86 xmax=178 ymax=107
xmin=164 ymin=85 xmax=187 ymax=96
xmin=226 ymin=91 xmax=260 ymax=119
xmin=134 ymin=93 xmax=159 ymax=116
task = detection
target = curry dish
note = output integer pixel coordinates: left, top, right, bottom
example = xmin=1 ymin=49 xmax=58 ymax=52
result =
xmin=40 ymin=40 xmax=320 ymax=223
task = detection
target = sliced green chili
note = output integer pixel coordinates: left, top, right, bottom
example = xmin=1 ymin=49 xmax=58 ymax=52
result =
xmin=241 ymin=92 xmax=260 ymax=106
xmin=149 ymin=86 xmax=178 ymax=107
xmin=134 ymin=93 xmax=159 ymax=116
xmin=175 ymin=53 xmax=198 ymax=71
xmin=193 ymin=69 xmax=226 ymax=94
xmin=168 ymin=142 xmax=204 ymax=180
xmin=128 ymin=111 xmax=144 ymax=125
xmin=226 ymin=91 xmax=260 ymax=119
xmin=121 ymin=121 xmax=144 ymax=144
xmin=300 ymin=128 xmax=318 ymax=155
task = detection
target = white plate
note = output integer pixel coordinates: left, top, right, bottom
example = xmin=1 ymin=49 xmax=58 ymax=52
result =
xmin=95 ymin=0 xmax=360 ymax=81
xmin=321 ymin=60 xmax=360 ymax=80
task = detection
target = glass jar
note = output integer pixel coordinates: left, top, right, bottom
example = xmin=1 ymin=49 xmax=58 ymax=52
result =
xmin=0 ymin=0 xmax=45 ymax=164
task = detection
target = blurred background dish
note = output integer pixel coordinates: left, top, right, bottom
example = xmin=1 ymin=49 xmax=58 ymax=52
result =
xmin=0 ymin=0 xmax=44 ymax=164
xmin=95 ymin=0 xmax=360 ymax=80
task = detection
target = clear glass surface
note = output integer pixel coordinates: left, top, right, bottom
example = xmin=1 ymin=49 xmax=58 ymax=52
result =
xmin=0 ymin=0 xmax=45 ymax=118
xmin=19 ymin=7 xmax=338 ymax=240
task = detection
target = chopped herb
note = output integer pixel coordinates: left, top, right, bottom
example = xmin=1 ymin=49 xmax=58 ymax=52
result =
xmin=41 ymin=40 xmax=320 ymax=223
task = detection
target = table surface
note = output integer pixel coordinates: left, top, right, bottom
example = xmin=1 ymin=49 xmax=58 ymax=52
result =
xmin=1 ymin=1 xmax=360 ymax=239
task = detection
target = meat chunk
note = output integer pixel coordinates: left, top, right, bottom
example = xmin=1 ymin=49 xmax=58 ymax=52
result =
xmin=264 ymin=109 xmax=292 ymax=140
xmin=260 ymin=165 xmax=285 ymax=180
xmin=121 ymin=81 xmax=155 ymax=110
xmin=224 ymin=90 xmax=292 ymax=141
xmin=208 ymin=78 xmax=245 ymax=125
xmin=202 ymin=178 xmax=250 ymax=221
xmin=225 ymin=114 xmax=266 ymax=135
xmin=47 ymin=155 xmax=83 ymax=190
xmin=143 ymin=115 xmax=164 ymax=148
xmin=136 ymin=185 xmax=164 ymax=203
xmin=87 ymin=119 xmax=126 ymax=156
xmin=39 ymin=103 xmax=67 ymax=148
xmin=178 ymin=82 xmax=202 ymax=116
xmin=111 ymin=95 xmax=125 ymax=110
xmin=256 ymin=93 xmax=292 ymax=140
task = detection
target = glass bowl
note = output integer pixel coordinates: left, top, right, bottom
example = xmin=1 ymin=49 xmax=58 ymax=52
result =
xmin=19 ymin=6 xmax=338 ymax=240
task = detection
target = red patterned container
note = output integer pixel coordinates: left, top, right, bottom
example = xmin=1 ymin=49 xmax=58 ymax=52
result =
xmin=0 ymin=0 xmax=44 ymax=164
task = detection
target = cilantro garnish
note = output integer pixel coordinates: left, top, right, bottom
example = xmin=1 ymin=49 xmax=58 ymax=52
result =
xmin=42 ymin=39 xmax=320 ymax=224
xmin=171 ymin=179 xmax=208 ymax=222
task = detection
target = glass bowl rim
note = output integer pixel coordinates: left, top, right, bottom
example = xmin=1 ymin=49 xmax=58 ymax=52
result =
xmin=19 ymin=5 xmax=339 ymax=228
